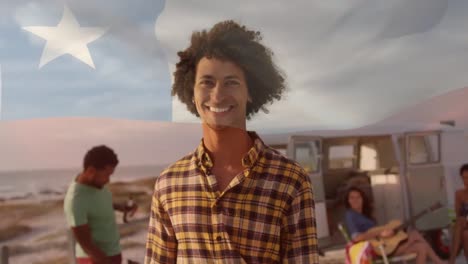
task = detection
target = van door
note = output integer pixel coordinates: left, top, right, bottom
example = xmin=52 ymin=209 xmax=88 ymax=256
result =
xmin=287 ymin=136 xmax=328 ymax=238
xmin=404 ymin=131 xmax=449 ymax=230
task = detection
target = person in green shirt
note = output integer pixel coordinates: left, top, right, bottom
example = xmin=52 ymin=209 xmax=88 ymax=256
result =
xmin=64 ymin=145 xmax=137 ymax=264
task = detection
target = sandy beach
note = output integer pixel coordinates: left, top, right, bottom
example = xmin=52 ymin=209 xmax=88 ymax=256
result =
xmin=0 ymin=177 xmax=156 ymax=264
xmin=0 ymin=175 xmax=344 ymax=264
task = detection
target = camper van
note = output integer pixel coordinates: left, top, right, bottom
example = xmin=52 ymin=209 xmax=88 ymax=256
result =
xmin=261 ymin=88 xmax=468 ymax=257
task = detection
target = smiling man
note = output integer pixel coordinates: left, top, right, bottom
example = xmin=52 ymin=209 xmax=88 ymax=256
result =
xmin=144 ymin=20 xmax=319 ymax=263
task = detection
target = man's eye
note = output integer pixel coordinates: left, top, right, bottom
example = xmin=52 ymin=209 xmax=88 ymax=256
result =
xmin=226 ymin=80 xmax=240 ymax=86
xmin=200 ymin=80 xmax=214 ymax=86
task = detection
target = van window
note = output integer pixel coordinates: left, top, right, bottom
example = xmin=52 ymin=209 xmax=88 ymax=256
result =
xmin=408 ymin=134 xmax=440 ymax=164
xmin=360 ymin=143 xmax=378 ymax=170
xmin=329 ymin=145 xmax=355 ymax=169
xmin=295 ymin=141 xmax=320 ymax=173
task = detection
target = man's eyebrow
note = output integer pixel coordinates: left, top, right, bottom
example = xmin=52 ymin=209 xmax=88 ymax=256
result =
xmin=224 ymin=75 xmax=240 ymax=80
xmin=198 ymin=75 xmax=215 ymax=79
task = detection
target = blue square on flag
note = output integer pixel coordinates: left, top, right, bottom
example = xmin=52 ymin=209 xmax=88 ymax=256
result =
xmin=0 ymin=0 xmax=171 ymax=121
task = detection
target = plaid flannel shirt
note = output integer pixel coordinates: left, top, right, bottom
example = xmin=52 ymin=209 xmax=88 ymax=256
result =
xmin=145 ymin=132 xmax=319 ymax=263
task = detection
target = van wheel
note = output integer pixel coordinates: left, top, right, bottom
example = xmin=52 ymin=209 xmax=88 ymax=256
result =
xmin=429 ymin=229 xmax=450 ymax=259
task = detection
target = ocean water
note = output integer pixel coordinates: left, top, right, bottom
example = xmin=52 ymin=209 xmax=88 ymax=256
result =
xmin=0 ymin=164 xmax=167 ymax=200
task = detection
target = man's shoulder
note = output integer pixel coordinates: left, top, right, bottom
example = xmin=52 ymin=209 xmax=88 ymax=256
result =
xmin=261 ymin=144 xmax=292 ymax=163
xmin=152 ymin=152 xmax=198 ymax=196
xmin=255 ymin=145 xmax=312 ymax=195
xmin=161 ymin=152 xmax=196 ymax=175
xmin=64 ymin=182 xmax=90 ymax=212
xmin=65 ymin=182 xmax=86 ymax=198
xmin=155 ymin=152 xmax=196 ymax=185
xmin=64 ymin=182 xmax=98 ymax=205
xmin=261 ymin=145 xmax=309 ymax=178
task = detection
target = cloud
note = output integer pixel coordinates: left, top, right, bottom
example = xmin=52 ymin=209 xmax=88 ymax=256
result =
xmin=159 ymin=0 xmax=467 ymax=132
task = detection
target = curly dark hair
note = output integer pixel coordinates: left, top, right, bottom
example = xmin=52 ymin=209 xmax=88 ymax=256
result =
xmin=344 ymin=186 xmax=374 ymax=221
xmin=460 ymin=163 xmax=468 ymax=176
xmin=83 ymin=145 xmax=119 ymax=170
xmin=172 ymin=20 xmax=286 ymax=120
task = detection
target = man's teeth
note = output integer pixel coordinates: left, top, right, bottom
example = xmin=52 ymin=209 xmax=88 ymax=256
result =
xmin=209 ymin=106 xmax=230 ymax=113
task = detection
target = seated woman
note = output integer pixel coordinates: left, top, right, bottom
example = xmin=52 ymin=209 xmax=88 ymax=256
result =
xmin=344 ymin=186 xmax=447 ymax=264
xmin=449 ymin=163 xmax=468 ymax=264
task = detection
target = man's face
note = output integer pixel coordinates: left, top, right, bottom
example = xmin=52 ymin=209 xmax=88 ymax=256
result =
xmin=193 ymin=57 xmax=250 ymax=130
xmin=92 ymin=165 xmax=115 ymax=188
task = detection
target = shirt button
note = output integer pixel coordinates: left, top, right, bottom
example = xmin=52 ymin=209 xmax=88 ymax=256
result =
xmin=216 ymin=236 xmax=222 ymax=241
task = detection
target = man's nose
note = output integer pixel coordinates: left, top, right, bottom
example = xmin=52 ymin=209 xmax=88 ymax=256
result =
xmin=211 ymin=82 xmax=227 ymax=102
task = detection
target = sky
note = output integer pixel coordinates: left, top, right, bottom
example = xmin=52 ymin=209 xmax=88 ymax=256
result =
xmin=1 ymin=0 xmax=468 ymax=170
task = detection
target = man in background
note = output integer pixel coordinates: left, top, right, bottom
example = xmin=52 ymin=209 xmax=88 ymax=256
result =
xmin=64 ymin=145 xmax=137 ymax=264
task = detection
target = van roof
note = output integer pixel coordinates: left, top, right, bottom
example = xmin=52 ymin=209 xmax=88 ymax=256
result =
xmin=261 ymin=87 xmax=468 ymax=144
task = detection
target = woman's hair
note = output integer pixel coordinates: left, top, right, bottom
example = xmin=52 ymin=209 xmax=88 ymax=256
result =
xmin=172 ymin=20 xmax=286 ymax=120
xmin=460 ymin=163 xmax=468 ymax=176
xmin=344 ymin=186 xmax=374 ymax=220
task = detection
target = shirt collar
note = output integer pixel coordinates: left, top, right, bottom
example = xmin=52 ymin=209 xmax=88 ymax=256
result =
xmin=194 ymin=131 xmax=265 ymax=172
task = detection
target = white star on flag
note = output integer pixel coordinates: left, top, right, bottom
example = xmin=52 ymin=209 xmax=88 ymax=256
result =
xmin=22 ymin=5 xmax=107 ymax=69
xmin=1 ymin=0 xmax=170 ymax=121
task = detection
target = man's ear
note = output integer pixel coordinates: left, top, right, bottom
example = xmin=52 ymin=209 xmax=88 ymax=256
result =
xmin=247 ymin=94 xmax=253 ymax=103
xmin=85 ymin=166 xmax=97 ymax=175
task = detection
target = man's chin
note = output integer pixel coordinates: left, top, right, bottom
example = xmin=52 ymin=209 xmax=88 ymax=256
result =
xmin=202 ymin=119 xmax=245 ymax=131
xmin=206 ymin=122 xmax=229 ymax=131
